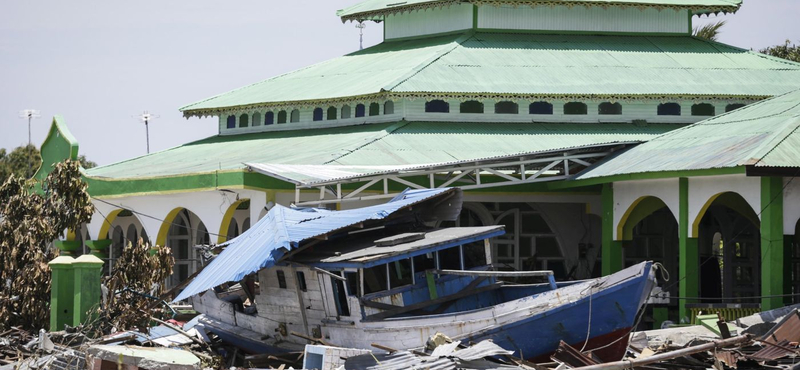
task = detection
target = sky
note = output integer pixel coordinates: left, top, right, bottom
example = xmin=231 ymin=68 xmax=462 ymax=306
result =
xmin=1 ymin=0 xmax=798 ymax=166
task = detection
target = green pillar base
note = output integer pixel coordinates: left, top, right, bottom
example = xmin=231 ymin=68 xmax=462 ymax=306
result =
xmin=72 ymin=254 xmax=104 ymax=326
xmin=85 ymin=239 xmax=111 ymax=259
xmin=54 ymin=240 xmax=83 ymax=256
xmin=652 ymin=307 xmax=670 ymax=330
xmin=49 ymin=256 xmax=75 ymax=331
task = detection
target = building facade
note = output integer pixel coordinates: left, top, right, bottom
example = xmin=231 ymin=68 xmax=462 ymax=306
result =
xmin=39 ymin=0 xmax=800 ymax=326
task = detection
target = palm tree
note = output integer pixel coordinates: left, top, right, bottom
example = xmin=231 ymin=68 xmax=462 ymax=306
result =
xmin=693 ymin=20 xmax=726 ymax=41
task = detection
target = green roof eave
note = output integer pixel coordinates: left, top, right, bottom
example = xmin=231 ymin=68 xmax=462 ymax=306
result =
xmin=337 ymin=0 xmax=742 ymax=22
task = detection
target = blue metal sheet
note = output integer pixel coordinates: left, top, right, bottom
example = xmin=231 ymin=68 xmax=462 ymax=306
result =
xmin=174 ymin=188 xmax=455 ymax=302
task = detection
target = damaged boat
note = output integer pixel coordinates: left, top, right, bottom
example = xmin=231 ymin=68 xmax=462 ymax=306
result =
xmin=176 ymin=188 xmax=657 ymax=362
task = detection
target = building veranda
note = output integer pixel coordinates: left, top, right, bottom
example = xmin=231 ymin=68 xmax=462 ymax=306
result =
xmin=37 ymin=0 xmax=800 ymax=328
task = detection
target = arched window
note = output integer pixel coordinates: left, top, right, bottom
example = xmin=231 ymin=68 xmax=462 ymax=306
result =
xmin=529 ymin=101 xmax=553 ymax=115
xmin=252 ymin=112 xmax=261 ymax=127
xmin=226 ymin=115 xmax=236 ymax=129
xmin=564 ymin=102 xmax=588 ymax=115
xmin=460 ymin=100 xmax=484 ymax=114
xmin=239 ymin=114 xmax=249 ymax=128
xmin=657 ymin=103 xmax=681 ymax=116
xmin=109 ymin=225 xmax=125 ymax=274
xmin=196 ymin=222 xmax=210 ymax=246
xmin=341 ymin=105 xmax=351 ymax=119
xmin=495 ymin=101 xmax=519 ymax=114
xmin=384 ymin=101 xmax=394 ymax=115
xmin=126 ymin=224 xmax=138 ymax=247
xmin=265 ymin=111 xmax=274 ymax=125
xmin=355 ymin=104 xmax=366 ymax=117
xmin=313 ymin=108 xmax=324 ymax=121
xmin=598 ymin=102 xmax=622 ymax=115
xmin=726 ymin=103 xmax=746 ymax=112
xmin=242 ymin=218 xmax=251 ymax=233
xmin=290 ymin=109 xmax=300 ymax=122
xmin=369 ymin=102 xmax=380 ymax=116
xmin=227 ymin=217 xmax=239 ymax=240
xmin=327 ymin=107 xmax=337 ymax=120
xmin=141 ymin=228 xmax=149 ymax=245
xmin=425 ymin=100 xmax=449 ymax=113
xmin=277 ymin=110 xmax=287 ymax=124
xmin=168 ymin=211 xmax=192 ymax=286
xmin=692 ymin=103 xmax=715 ymax=116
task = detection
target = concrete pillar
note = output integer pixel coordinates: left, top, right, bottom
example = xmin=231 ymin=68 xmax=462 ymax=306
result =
xmin=678 ymin=178 xmax=698 ymax=321
xmin=49 ymin=256 xmax=75 ymax=331
xmin=72 ymin=254 xmax=104 ymax=326
xmin=761 ymin=177 xmax=784 ymax=310
xmin=85 ymin=239 xmax=111 ymax=259
xmin=602 ymin=183 xmax=622 ymax=275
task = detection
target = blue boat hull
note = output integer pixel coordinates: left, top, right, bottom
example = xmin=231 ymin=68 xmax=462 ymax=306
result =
xmin=464 ymin=262 xmax=654 ymax=362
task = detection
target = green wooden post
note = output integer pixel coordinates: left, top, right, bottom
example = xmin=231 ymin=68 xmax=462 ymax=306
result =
xmin=426 ymin=271 xmax=438 ymax=300
xmin=678 ymin=178 xmax=698 ymax=322
xmin=72 ymin=254 xmax=104 ymax=326
xmin=652 ymin=307 xmax=669 ymax=330
xmin=761 ymin=177 xmax=784 ymax=310
xmin=602 ymin=183 xmax=622 ymax=275
xmin=49 ymin=256 xmax=75 ymax=331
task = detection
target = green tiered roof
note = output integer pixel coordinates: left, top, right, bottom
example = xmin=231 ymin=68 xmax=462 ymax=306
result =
xmin=180 ymin=33 xmax=800 ymax=117
xmin=337 ymin=0 xmax=742 ymax=21
xmin=85 ymin=121 xmax=674 ymax=180
xmin=576 ymin=89 xmax=800 ymax=179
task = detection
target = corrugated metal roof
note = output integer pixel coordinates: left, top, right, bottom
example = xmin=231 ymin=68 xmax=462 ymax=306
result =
xmin=174 ymin=188 xmax=456 ymax=302
xmin=180 ymin=33 xmax=800 ymax=115
xmin=575 ymin=89 xmax=800 ymax=178
xmin=86 ymin=121 xmax=671 ymax=180
xmin=336 ymin=0 xmax=742 ymax=21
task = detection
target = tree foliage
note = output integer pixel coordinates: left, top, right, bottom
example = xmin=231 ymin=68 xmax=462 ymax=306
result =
xmin=0 ymin=160 xmax=95 ymax=331
xmin=89 ymin=239 xmax=174 ymax=335
xmin=760 ymin=40 xmax=800 ymax=63
xmin=0 ymin=145 xmax=96 ymax=182
xmin=693 ymin=20 xmax=726 ymax=41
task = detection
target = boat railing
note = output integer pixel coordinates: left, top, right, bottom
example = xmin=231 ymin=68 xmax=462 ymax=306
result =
xmin=432 ymin=269 xmax=558 ymax=289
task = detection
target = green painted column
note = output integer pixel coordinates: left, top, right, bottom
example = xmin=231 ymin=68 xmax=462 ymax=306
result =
xmin=652 ymin=307 xmax=669 ymax=330
xmin=49 ymin=256 xmax=75 ymax=331
xmin=72 ymin=254 xmax=104 ymax=326
xmin=678 ymin=178 xmax=698 ymax=322
xmin=761 ymin=176 xmax=784 ymax=310
xmin=602 ymin=183 xmax=623 ymax=275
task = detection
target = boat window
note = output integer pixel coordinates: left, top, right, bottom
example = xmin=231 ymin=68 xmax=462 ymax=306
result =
xmin=277 ymin=110 xmax=287 ymax=124
xmin=331 ymin=277 xmax=351 ymax=317
xmin=296 ymin=271 xmax=307 ymax=292
xmin=460 ymin=100 xmax=484 ymax=114
xmin=341 ymin=105 xmax=351 ymax=119
xmin=345 ymin=272 xmax=359 ymax=297
xmin=277 ymin=270 xmax=287 ymax=289
xmin=239 ymin=114 xmax=249 ymax=128
xmin=463 ymin=243 xmax=488 ymax=269
xmin=726 ymin=103 xmax=746 ymax=112
xmin=369 ymin=102 xmax=380 ymax=116
xmin=327 ymin=107 xmax=337 ymax=120
xmin=389 ymin=259 xmax=413 ymax=288
xmin=425 ymin=100 xmax=449 ymax=113
xmin=495 ymin=101 xmax=519 ymax=114
xmin=384 ymin=101 xmax=394 ymax=115
xmin=355 ymin=104 xmax=366 ymax=117
xmin=226 ymin=115 xmax=236 ymax=129
xmin=252 ymin=112 xmax=261 ymax=127
xmin=529 ymin=101 xmax=553 ymax=115
xmin=692 ymin=103 xmax=715 ymax=116
xmin=438 ymin=247 xmax=462 ymax=270
xmin=313 ymin=108 xmax=323 ymax=121
xmin=413 ymin=253 xmax=436 ymax=274
xmin=598 ymin=102 xmax=622 ymax=115
xmin=363 ymin=265 xmax=388 ymax=294
xmin=657 ymin=103 xmax=681 ymax=116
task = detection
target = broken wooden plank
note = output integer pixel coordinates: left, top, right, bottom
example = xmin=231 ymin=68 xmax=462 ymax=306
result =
xmin=371 ymin=343 xmax=398 ymax=353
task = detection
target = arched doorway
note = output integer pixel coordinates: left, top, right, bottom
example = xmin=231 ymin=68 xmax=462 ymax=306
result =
xmin=163 ymin=208 xmax=206 ymax=289
xmin=696 ymin=192 xmax=760 ymax=303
